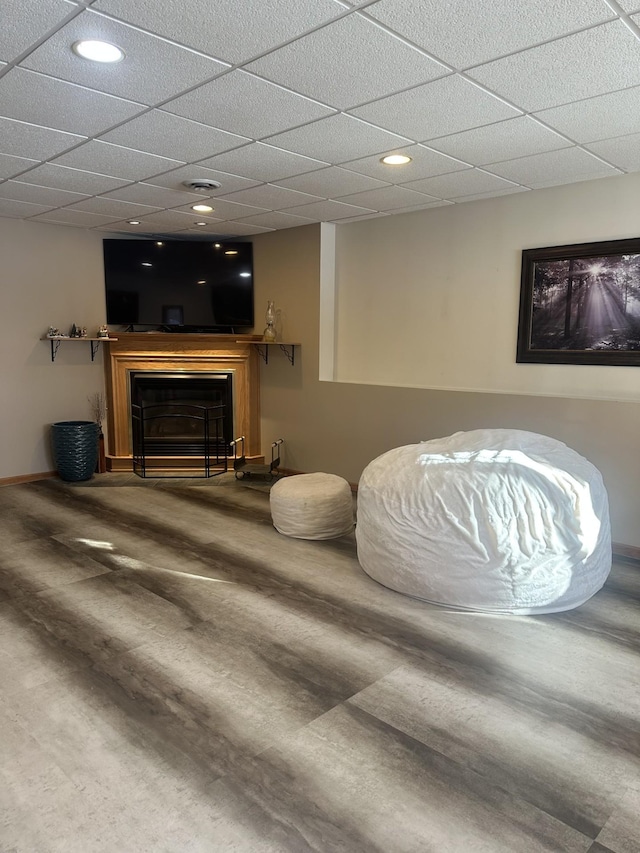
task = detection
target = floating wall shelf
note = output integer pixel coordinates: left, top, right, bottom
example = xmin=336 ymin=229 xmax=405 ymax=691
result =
xmin=42 ymin=336 xmax=118 ymax=362
xmin=249 ymin=342 xmax=300 ymax=365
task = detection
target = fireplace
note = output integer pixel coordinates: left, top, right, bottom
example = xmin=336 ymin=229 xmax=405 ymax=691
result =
xmin=130 ymin=372 xmax=233 ymax=456
xmin=104 ymin=333 xmax=261 ymax=472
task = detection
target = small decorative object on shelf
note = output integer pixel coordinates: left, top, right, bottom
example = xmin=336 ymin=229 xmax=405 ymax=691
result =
xmin=47 ymin=327 xmax=63 ymax=338
xmin=263 ymin=300 xmax=277 ymax=342
xmin=97 ymin=325 xmax=110 ymax=338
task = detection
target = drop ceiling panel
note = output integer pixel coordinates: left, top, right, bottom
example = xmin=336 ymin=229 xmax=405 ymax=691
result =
xmin=146 ymin=164 xmax=260 ymax=195
xmin=534 ymin=86 xmax=640 ymax=144
xmin=401 ymin=169 xmax=519 ymax=199
xmin=62 ymin=197 xmax=162 ymax=218
xmin=277 ymin=199 xmax=376 ymax=220
xmin=98 ymin=111 xmax=248 ymax=162
xmin=351 ymin=76 xmax=520 ymax=141
xmin=32 ymin=208 xmax=127 ymax=226
xmin=231 ymin=211 xmax=316 ymax=229
xmin=448 ymin=187 xmax=528 ymax=203
xmin=341 ymin=144 xmax=470 ymax=182
xmin=116 ymin=209 xmax=209 ymax=228
xmin=366 ymin=0 xmax=615 ymax=69
xmin=181 ymin=221 xmax=272 ymax=236
xmin=335 ymin=184 xmax=440 ymax=210
xmin=161 ymin=70 xmax=335 ymax=139
xmin=16 ymin=164 xmax=132 ymax=195
xmin=385 ymin=200 xmax=452 ymax=215
xmin=0 ymin=198 xmax=56 ymax=218
xmin=21 ymin=11 xmax=228 ymax=105
xmin=274 ymin=166 xmax=388 ymax=197
xmin=172 ymin=199 xmax=269 ymax=220
xmin=100 ymin=183 xmax=209 ymax=208
xmin=264 ymin=114 xmax=411 ymax=163
xmin=196 ymin=144 xmax=327 ymax=183
xmin=484 ymin=148 xmax=620 ymax=189
xmin=246 ymin=14 xmax=447 ymax=110
xmin=0 ymin=154 xmax=39 ymax=180
xmin=0 ymin=68 xmax=144 ymax=136
xmin=468 ymin=21 xmax=640 ymax=113
xmin=0 ymin=0 xmax=78 ymax=63
xmin=93 ymin=0 xmax=344 ymax=65
xmin=0 ymin=180 xmax=87 ymax=207
xmin=427 ymin=117 xmax=571 ymax=166
xmin=51 ymin=140 xmax=183 ymax=181
xmin=584 ymin=134 xmax=640 ymax=173
xmin=0 ymin=117 xmax=84 ymax=161
xmin=618 ymin=0 xmax=640 ymax=9
xmin=216 ymin=184 xmax=323 ymax=210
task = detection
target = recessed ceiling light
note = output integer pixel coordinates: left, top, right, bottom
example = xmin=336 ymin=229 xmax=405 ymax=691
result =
xmin=127 ymin=220 xmax=141 ymax=225
xmin=239 ymin=272 xmax=251 ymax=278
xmin=213 ymin=243 xmax=221 ymax=248
xmin=191 ymin=204 xmax=214 ymax=213
xmin=141 ymin=262 xmax=152 ymax=267
xmin=197 ymin=280 xmax=207 ymax=285
xmin=381 ymin=154 xmax=412 ymax=165
xmin=155 ymin=241 xmax=164 ymax=246
xmin=194 ymin=221 xmax=208 ymax=226
xmin=72 ymin=40 xmax=124 ymax=63
xmin=225 ymin=250 xmax=238 ymax=255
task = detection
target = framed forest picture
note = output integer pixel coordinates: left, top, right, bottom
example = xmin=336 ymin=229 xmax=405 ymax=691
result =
xmin=516 ymin=238 xmax=640 ymax=366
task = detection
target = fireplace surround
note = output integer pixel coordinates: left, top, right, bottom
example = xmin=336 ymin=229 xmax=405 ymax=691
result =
xmin=104 ymin=333 xmax=261 ymax=471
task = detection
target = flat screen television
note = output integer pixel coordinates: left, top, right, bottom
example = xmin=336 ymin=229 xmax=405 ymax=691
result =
xmin=103 ymin=238 xmax=254 ymax=332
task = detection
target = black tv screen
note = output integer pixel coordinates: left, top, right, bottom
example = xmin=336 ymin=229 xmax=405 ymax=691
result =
xmin=103 ymin=239 xmax=254 ymax=331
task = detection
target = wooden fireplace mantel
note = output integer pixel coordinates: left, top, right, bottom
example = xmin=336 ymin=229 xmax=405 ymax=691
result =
xmin=104 ymin=333 xmax=261 ymax=471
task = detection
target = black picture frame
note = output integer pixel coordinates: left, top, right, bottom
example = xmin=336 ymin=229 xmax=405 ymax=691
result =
xmin=516 ymin=237 xmax=640 ymax=366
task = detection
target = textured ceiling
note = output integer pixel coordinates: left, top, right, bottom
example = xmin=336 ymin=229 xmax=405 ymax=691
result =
xmin=2 ymin=0 xmax=640 ymax=238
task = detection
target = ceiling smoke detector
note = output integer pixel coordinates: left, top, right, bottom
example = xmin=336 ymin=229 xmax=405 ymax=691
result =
xmin=182 ymin=179 xmax=222 ymax=192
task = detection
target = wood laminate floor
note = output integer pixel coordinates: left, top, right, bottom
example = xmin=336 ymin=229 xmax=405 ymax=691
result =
xmin=0 ymin=474 xmax=638 ymax=853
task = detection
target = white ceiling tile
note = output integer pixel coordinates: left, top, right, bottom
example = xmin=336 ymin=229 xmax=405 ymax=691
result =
xmin=216 ymin=184 xmax=323 ymax=210
xmin=619 ymin=1 xmax=640 ymax=9
xmin=0 ymin=154 xmax=39 ymax=180
xmin=16 ymin=164 xmax=131 ymax=194
xmin=93 ymin=0 xmax=344 ymax=64
xmin=367 ymin=0 xmax=615 ymax=69
xmin=385 ymin=200 xmax=453 ymax=215
xmin=100 ymin=183 xmax=207 ymax=208
xmin=31 ymin=208 xmax=126 ymax=226
xmin=172 ymin=199 xmax=269 ymax=220
xmin=468 ymin=21 xmax=640 ymax=112
xmin=341 ymin=144 xmax=470 ymax=181
xmin=0 ymin=117 xmax=84 ymax=160
xmin=0 ymin=0 xmax=78 ymax=63
xmin=21 ymin=10 xmax=228 ymax=105
xmin=277 ymin=199 xmax=377 ymax=220
xmin=98 ymin=111 xmax=248 ymax=162
xmin=146 ymin=164 xmax=260 ymax=195
xmin=334 ymin=212 xmax=389 ymax=223
xmin=0 ymin=68 xmax=144 ymax=136
xmin=51 ymin=140 xmax=183 ymax=180
xmin=584 ymin=133 xmax=640 ymax=172
xmin=196 ymin=143 xmax=328 ymax=183
xmin=351 ymin=75 xmax=520 ymax=141
xmin=335 ymin=184 xmax=439 ymax=210
xmin=274 ymin=166 xmax=388 ymax=196
xmin=484 ymin=147 xmax=620 ymax=188
xmin=182 ymin=221 xmax=273 ymax=236
xmin=264 ymin=114 xmax=411 ymax=163
xmin=450 ymin=187 xmax=529 ymax=203
xmin=95 ymin=218 xmax=189 ymax=234
xmin=427 ymin=116 xmax=572 ymax=166
xmin=534 ymin=86 xmax=640 ymax=143
xmin=120 ymin=209 xmax=208 ymax=228
xmin=162 ymin=70 xmax=335 ymax=139
xmin=0 ymin=180 xmax=87 ymax=207
xmin=0 ymin=198 xmax=55 ymax=218
xmin=62 ymin=197 xmax=162 ymax=218
xmin=401 ymin=169 xmax=519 ymax=198
xmin=247 ymin=15 xmax=447 ymax=110
xmin=230 ymin=211 xmax=316 ymax=229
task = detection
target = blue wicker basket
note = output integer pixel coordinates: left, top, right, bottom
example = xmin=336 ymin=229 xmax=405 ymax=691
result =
xmin=51 ymin=420 xmax=99 ymax=482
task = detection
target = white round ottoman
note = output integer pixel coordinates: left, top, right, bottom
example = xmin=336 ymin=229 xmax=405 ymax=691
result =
xmin=356 ymin=429 xmax=611 ymax=614
xmin=270 ymin=473 xmax=354 ymax=540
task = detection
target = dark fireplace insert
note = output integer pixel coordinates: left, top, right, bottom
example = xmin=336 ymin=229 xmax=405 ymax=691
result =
xmin=130 ymin=371 xmax=233 ymax=477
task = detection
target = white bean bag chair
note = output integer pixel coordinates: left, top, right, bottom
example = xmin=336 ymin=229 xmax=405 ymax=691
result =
xmin=270 ymin=473 xmax=354 ymax=540
xmin=356 ymin=429 xmax=611 ymax=614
